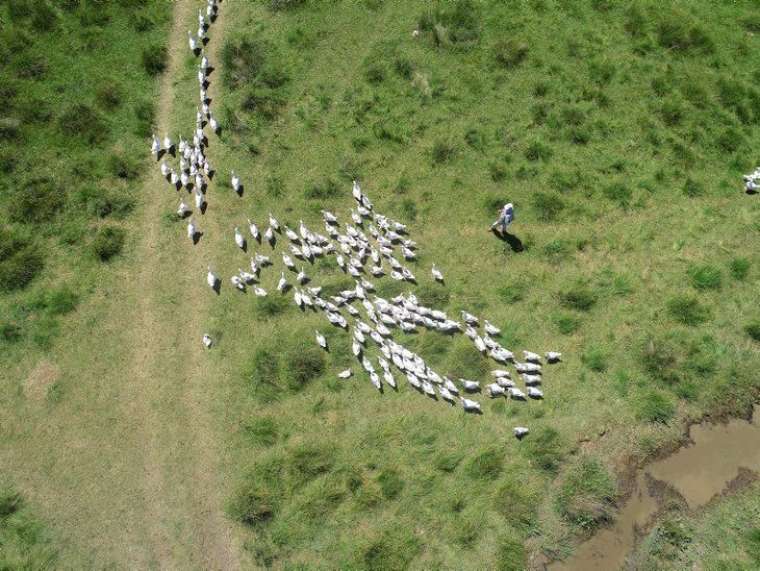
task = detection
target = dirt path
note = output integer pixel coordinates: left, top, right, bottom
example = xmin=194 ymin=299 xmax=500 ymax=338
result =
xmin=127 ymin=1 xmax=239 ymax=568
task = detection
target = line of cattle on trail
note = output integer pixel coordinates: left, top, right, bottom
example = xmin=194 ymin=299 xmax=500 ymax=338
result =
xmin=149 ymin=0 xmax=565 ymax=437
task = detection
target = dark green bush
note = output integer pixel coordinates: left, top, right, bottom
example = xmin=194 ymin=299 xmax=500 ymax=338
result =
xmin=96 ymin=82 xmax=122 ymax=110
xmin=582 ymin=346 xmax=608 ymax=372
xmin=290 ymin=442 xmax=334 ymax=480
xmin=364 ymin=63 xmax=385 ymax=84
xmin=221 ymin=37 xmax=267 ymax=89
xmin=9 ymin=177 xmax=65 ymax=224
xmin=682 ymin=178 xmax=705 ymax=197
xmin=418 ymin=0 xmax=481 ymax=49
xmin=688 ymin=264 xmax=722 ymax=290
xmin=661 ymin=98 xmax=684 ymax=126
xmin=525 ymin=140 xmax=553 ymax=162
xmin=228 ymin=477 xmax=276 ymax=527
xmin=636 ymin=389 xmax=675 ymax=423
xmin=434 ymin=451 xmax=463 ymax=472
xmin=246 ymin=347 xmax=281 ymax=401
xmin=603 ymin=183 xmax=632 ymax=207
xmin=141 ymin=45 xmax=167 ymax=76
xmin=465 ymin=449 xmax=504 ymax=480
xmin=493 ymin=38 xmax=528 ymax=69
xmin=400 ymin=198 xmax=417 ymax=222
xmin=498 ymin=281 xmax=526 ymax=304
xmin=431 ymin=140 xmax=456 ymax=164
xmin=560 ymin=285 xmax=597 ymax=311
xmin=45 ymin=286 xmax=79 ymax=315
xmin=557 ymin=456 xmax=615 ymax=529
xmin=729 ymin=257 xmax=750 ymax=280
xmin=496 ymin=535 xmax=525 ymax=571
xmin=0 ymin=230 xmax=44 ymax=292
xmin=521 ymin=426 xmax=564 ymax=472
xmin=284 ymin=342 xmax=325 ymax=391
xmin=377 ymin=469 xmax=404 ymax=499
xmin=91 ymin=226 xmax=125 ymax=261
xmin=360 ymin=527 xmax=420 ymax=571
xmin=554 ymin=313 xmax=581 ymax=335
xmin=667 ymin=294 xmax=710 ymax=325
xmin=1 ymin=323 xmax=23 ymax=343
xmin=269 ymin=0 xmax=306 ymax=10
xmin=133 ymin=100 xmax=154 ymax=137
xmin=58 ymin=104 xmax=108 ymax=144
xmin=531 ymin=191 xmax=564 ymax=221
xmin=304 ymin=177 xmax=339 ymax=200
xmin=254 ymin=295 xmax=288 ymax=318
xmin=108 ymin=152 xmax=140 ymax=180
xmin=745 ymin=321 xmax=760 ymax=343
xmin=657 ymin=16 xmax=714 ymax=54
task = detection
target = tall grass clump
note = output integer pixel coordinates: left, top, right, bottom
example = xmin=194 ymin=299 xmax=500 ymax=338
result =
xmin=667 ymin=294 xmax=710 ymax=325
xmin=636 ymin=389 xmax=675 ymax=423
xmin=91 ymin=227 xmax=125 ymax=261
xmin=417 ymin=0 xmax=481 ymax=50
xmin=0 ymin=229 xmax=43 ymax=292
xmin=729 ymin=258 xmax=750 ymax=281
xmin=688 ymin=264 xmax=722 ymax=290
xmin=531 ymin=191 xmax=564 ymax=221
xmin=493 ymin=38 xmax=528 ymax=69
xmin=141 ymin=45 xmax=167 ymax=76
xmin=745 ymin=321 xmax=760 ymax=343
xmin=557 ymin=456 xmax=615 ymax=530
xmin=560 ymin=284 xmax=597 ymax=311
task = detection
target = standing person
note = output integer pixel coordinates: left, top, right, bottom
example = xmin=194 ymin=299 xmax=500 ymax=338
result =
xmin=490 ymin=202 xmax=514 ymax=234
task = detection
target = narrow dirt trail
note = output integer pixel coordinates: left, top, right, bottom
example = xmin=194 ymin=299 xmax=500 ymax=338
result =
xmin=126 ymin=1 xmax=239 ymax=568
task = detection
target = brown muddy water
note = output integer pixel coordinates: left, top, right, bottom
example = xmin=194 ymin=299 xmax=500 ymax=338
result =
xmin=549 ymin=406 xmax=760 ymax=571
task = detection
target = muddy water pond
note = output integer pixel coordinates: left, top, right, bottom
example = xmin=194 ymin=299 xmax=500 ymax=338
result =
xmin=549 ymin=406 xmax=760 ymax=571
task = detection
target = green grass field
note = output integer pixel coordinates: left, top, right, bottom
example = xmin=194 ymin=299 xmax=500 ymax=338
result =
xmin=1 ymin=0 xmax=759 ymax=569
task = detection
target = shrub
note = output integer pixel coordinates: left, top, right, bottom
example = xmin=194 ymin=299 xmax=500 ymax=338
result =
xmin=494 ymin=477 xmax=538 ymax=529
xmin=400 ymin=198 xmax=417 ymax=222
xmin=46 ymin=286 xmax=79 ymax=315
xmin=222 ymin=37 xmax=267 ymax=89
xmin=284 ymin=342 xmax=325 ymax=391
xmin=603 ymin=183 xmax=632 ymax=207
xmin=228 ymin=477 xmax=276 ymax=527
xmin=557 ymin=456 xmax=615 ymax=529
xmin=667 ymin=294 xmax=710 ymax=325
xmin=525 ymin=140 xmax=553 ymax=161
xmin=290 ymin=442 xmax=334 ymax=480
xmin=254 ymin=295 xmax=288 ymax=318
xmin=0 ymin=230 xmax=44 ymax=292
xmin=418 ymin=0 xmax=481 ymax=49
xmin=92 ymin=226 xmax=125 ymax=261
xmin=496 ymin=535 xmax=525 ymax=571
xmin=554 ymin=313 xmax=581 ymax=335
xmin=377 ymin=469 xmax=404 ymax=499
xmin=465 ymin=449 xmax=504 ymax=480
xmin=682 ymin=178 xmax=704 ymax=197
xmin=688 ymin=264 xmax=722 ymax=290
xmin=724 ymin=260 xmax=749 ymax=285
xmin=560 ymin=285 xmax=597 ymax=311
xmin=58 ymin=104 xmax=108 ymax=144
xmin=243 ymin=417 xmax=279 ymax=447
xmin=434 ymin=451 xmax=463 ymax=472
xmin=431 ymin=140 xmax=456 ymax=164
xmin=521 ymin=426 xmax=564 ymax=472
xmin=493 ymin=38 xmax=529 ymax=69
xmin=360 ymin=527 xmax=420 ymax=571
xmin=657 ymin=16 xmax=714 ymax=54
xmin=582 ymin=346 xmax=608 ymax=372
xmin=133 ymin=100 xmax=154 ymax=137
xmin=269 ymin=0 xmax=305 ymax=10
xmin=498 ymin=281 xmax=526 ymax=304
xmin=246 ymin=348 xmax=281 ymax=401
xmin=745 ymin=321 xmax=760 ymax=343
xmin=141 ymin=45 xmax=167 ymax=76
xmin=364 ymin=63 xmax=385 ymax=84
xmin=489 ymin=162 xmax=507 ymax=181
xmin=108 ymin=152 xmax=140 ymax=180
xmin=636 ymin=389 xmax=675 ymax=423
xmin=660 ymin=98 xmax=684 ymax=126
xmin=304 ymin=177 xmax=339 ymax=199
xmin=9 ymin=177 xmax=65 ymax=223
xmin=531 ymin=191 xmax=564 ymax=221
xmin=96 ymin=82 xmax=122 ymax=110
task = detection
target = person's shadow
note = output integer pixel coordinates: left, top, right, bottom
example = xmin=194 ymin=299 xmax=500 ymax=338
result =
xmin=491 ymin=228 xmax=524 ymax=252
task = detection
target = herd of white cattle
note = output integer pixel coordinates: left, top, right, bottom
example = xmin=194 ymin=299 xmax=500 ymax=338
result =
xmin=150 ymin=0 xmax=564 ymax=437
